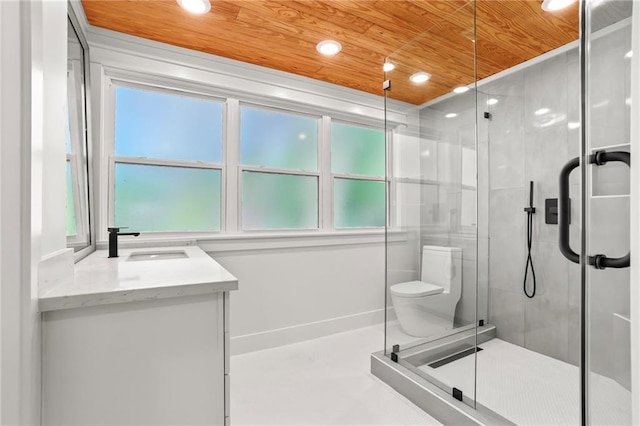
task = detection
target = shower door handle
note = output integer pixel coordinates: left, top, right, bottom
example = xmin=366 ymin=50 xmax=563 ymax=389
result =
xmin=558 ymin=151 xmax=631 ymax=269
xmin=559 ymin=157 xmax=580 ymax=264
xmin=586 ymin=150 xmax=630 ymax=269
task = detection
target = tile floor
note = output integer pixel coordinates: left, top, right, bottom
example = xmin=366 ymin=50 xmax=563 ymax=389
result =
xmin=230 ymin=325 xmax=442 ymax=425
xmin=420 ymin=338 xmax=631 ymax=425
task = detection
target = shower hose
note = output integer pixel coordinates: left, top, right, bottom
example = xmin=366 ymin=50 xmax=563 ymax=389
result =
xmin=523 ymin=197 xmax=537 ymax=298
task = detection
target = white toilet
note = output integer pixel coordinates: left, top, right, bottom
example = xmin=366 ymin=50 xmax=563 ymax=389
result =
xmin=390 ymin=246 xmax=462 ymax=337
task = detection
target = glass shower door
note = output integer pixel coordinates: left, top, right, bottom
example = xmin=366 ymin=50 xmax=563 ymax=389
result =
xmin=582 ymin=0 xmax=633 ymax=423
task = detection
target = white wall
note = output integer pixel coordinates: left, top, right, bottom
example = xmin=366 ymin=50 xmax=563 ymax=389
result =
xmin=81 ymin=25 xmax=419 ymax=353
xmin=0 ymin=3 xmax=24 ymax=423
xmin=41 ymin=0 xmax=69 ymax=256
xmin=1 ymin=0 xmax=68 ymax=423
xmin=211 ymin=243 xmax=386 ymax=354
xmin=0 ymin=15 xmax=3 ymax=419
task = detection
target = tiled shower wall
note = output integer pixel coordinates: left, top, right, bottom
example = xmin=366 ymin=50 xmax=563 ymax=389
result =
xmin=482 ymin=47 xmax=582 ymax=365
xmin=483 ymin=23 xmax=631 ymax=377
xmin=419 ymin=22 xmax=631 ymax=380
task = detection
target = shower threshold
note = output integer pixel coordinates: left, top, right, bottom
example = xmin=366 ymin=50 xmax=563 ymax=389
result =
xmin=372 ymin=324 xmax=632 ymax=425
xmin=371 ymin=324 xmax=514 ymax=426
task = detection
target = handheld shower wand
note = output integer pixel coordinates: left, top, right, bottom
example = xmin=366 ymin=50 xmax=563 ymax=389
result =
xmin=523 ymin=181 xmax=537 ymax=298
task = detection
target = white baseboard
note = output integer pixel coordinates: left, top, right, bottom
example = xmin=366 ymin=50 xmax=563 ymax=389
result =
xmin=230 ymin=308 xmax=390 ymax=355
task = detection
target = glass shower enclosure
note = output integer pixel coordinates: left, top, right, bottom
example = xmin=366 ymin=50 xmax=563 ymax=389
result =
xmin=375 ymin=0 xmax=634 ymax=424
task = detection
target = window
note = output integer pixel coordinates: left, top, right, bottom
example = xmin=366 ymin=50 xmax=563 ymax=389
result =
xmin=66 ymin=60 xmax=88 ymax=246
xmin=112 ymin=85 xmax=224 ymax=232
xmin=106 ymin=78 xmax=390 ymax=237
xmin=66 ymin=152 xmax=77 ymax=237
xmin=239 ymin=105 xmax=319 ymax=230
xmin=331 ymin=122 xmax=386 ymax=228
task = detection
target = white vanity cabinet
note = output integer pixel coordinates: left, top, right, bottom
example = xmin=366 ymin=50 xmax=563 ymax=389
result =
xmin=40 ymin=247 xmax=236 ymax=426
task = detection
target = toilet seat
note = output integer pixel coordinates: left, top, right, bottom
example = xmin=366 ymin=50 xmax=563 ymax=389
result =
xmin=390 ymin=281 xmax=444 ymax=298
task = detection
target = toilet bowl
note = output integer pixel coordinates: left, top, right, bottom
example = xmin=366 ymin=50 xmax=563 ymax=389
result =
xmin=390 ymin=246 xmax=462 ymax=337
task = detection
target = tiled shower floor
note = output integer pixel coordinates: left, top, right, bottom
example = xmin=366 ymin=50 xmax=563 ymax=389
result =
xmin=419 ymin=338 xmax=631 ymax=425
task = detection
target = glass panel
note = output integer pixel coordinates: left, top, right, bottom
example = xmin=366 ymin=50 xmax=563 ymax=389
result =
xmin=240 ymin=106 xmax=318 ymax=171
xmin=115 ymin=86 xmax=223 ymax=163
xmin=460 ymin=189 xmax=476 ymax=228
xmin=334 ymin=178 xmax=385 ymax=228
xmin=331 ymin=122 xmax=385 ymax=176
xmin=375 ymin=0 xmax=633 ymax=423
xmin=114 ymin=163 xmax=221 ymax=232
xmin=586 ymin=2 xmax=633 ymax=423
xmin=383 ymin=0 xmax=479 ymax=410
xmin=65 ymin=110 xmax=73 ymax=154
xmin=66 ymin=161 xmax=77 ymax=237
xmin=242 ymin=171 xmax=317 ymax=230
xmin=473 ymin=3 xmax=582 ymax=423
xmin=66 ymin=14 xmax=91 ymax=251
xmin=591 ymin=144 xmax=630 ymax=196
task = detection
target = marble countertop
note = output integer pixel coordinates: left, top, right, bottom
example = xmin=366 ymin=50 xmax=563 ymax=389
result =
xmin=39 ymin=246 xmax=238 ymax=312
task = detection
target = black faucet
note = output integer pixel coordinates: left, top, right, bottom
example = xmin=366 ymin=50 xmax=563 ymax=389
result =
xmin=108 ymin=227 xmax=140 ymax=258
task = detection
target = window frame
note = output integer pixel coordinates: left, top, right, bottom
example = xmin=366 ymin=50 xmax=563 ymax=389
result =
xmin=101 ymin=74 xmax=393 ymax=241
xmin=66 ymin=58 xmax=90 ymax=248
xmin=106 ymin=80 xmax=227 ymax=235
xmin=238 ymin=102 xmax=322 ymax=232
xmin=330 ymin=119 xmax=388 ymax=230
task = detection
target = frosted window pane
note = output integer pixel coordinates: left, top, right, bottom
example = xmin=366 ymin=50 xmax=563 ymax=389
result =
xmin=242 ymin=172 xmax=317 ymax=230
xmin=334 ymin=178 xmax=385 ymax=228
xmin=331 ymin=122 xmax=385 ymax=177
xmin=65 ymin=111 xmax=73 ymax=154
xmin=115 ymin=164 xmax=221 ymax=232
xmin=240 ymin=106 xmax=317 ymax=171
xmin=115 ymin=87 xmax=223 ymax=163
xmin=66 ymin=161 xmax=77 ymax=236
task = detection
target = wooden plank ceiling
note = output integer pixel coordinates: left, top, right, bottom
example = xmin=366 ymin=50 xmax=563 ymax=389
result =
xmin=81 ymin=0 xmax=578 ymax=105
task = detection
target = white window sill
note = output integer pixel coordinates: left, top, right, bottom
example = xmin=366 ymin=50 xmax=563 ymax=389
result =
xmin=96 ymin=229 xmax=407 ymax=253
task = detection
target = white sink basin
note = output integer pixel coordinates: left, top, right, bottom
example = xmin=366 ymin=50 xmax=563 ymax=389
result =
xmin=126 ymin=250 xmax=188 ymax=262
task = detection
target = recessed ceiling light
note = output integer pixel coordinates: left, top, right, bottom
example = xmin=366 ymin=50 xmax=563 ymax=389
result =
xmin=453 ymin=86 xmax=470 ymax=94
xmin=410 ymin=72 xmax=431 ymax=84
xmin=625 ymin=50 xmax=633 ymax=59
xmin=316 ymin=40 xmax=342 ymax=56
xmin=535 ymin=107 xmax=550 ymax=116
xmin=445 ymin=113 xmax=458 ymax=118
xmin=383 ymin=62 xmax=395 ymax=72
xmin=177 ymin=0 xmax=211 ymax=14
xmin=487 ymin=98 xmax=499 ymax=106
xmin=541 ymin=0 xmax=576 ymax=12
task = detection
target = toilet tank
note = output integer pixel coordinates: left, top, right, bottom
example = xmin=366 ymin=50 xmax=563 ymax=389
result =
xmin=420 ymin=246 xmax=462 ymax=294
